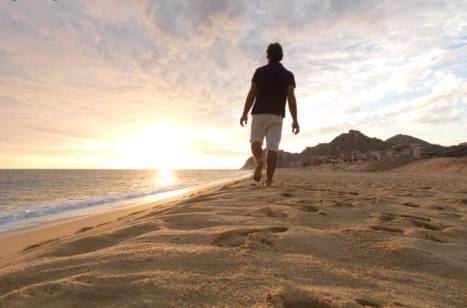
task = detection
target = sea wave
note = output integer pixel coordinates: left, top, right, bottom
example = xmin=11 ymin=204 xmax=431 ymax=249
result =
xmin=0 ymin=187 xmax=180 ymax=227
xmin=0 ymin=177 xmax=226 ymax=229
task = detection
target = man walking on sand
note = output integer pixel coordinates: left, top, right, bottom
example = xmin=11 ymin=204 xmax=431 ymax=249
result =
xmin=240 ymin=42 xmax=299 ymax=187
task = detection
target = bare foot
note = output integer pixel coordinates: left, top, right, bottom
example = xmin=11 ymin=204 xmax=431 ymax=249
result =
xmin=264 ymin=179 xmax=272 ymax=187
xmin=253 ymin=161 xmax=263 ymax=182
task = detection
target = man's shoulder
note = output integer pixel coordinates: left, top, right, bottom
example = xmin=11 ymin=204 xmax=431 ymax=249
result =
xmin=280 ymin=65 xmax=295 ymax=85
xmin=255 ymin=64 xmax=269 ymax=72
xmin=255 ymin=63 xmax=292 ymax=73
xmin=281 ymin=65 xmax=294 ymax=76
xmin=254 ymin=63 xmax=294 ymax=78
xmin=275 ymin=63 xmax=294 ymax=77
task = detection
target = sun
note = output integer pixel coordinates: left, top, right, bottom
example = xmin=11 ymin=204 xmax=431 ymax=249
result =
xmin=156 ymin=168 xmax=176 ymax=186
xmin=115 ymin=124 xmax=189 ymax=169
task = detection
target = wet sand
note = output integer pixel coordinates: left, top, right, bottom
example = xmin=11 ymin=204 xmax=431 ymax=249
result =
xmin=0 ymin=169 xmax=466 ymax=307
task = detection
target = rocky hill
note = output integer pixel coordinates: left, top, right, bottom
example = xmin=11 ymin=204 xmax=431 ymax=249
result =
xmin=241 ymin=129 xmax=466 ymax=170
xmin=324 ymin=129 xmax=390 ymax=156
xmin=386 ymin=134 xmax=430 ymax=145
xmin=426 ymin=144 xmax=467 ymax=158
xmin=386 ymin=134 xmax=444 ymax=153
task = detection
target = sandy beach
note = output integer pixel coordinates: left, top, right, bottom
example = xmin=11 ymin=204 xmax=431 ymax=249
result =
xmin=0 ymin=169 xmax=466 ymax=307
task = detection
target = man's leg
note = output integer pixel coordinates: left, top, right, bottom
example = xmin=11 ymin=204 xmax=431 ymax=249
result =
xmin=265 ymin=150 xmax=277 ymax=187
xmin=250 ymin=115 xmax=266 ymax=182
xmin=251 ymin=142 xmax=263 ymax=182
xmin=264 ymin=115 xmax=282 ymax=187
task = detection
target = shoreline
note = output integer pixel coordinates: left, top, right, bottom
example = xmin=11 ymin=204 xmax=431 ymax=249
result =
xmin=0 ymin=175 xmax=248 ymax=265
xmin=0 ymin=170 xmax=250 ymax=233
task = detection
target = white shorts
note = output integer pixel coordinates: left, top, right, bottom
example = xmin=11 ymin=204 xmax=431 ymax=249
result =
xmin=250 ymin=113 xmax=283 ymax=151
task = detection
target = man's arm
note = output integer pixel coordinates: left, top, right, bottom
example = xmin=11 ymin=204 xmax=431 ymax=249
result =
xmin=287 ymin=85 xmax=300 ymax=134
xmin=240 ymin=82 xmax=257 ymax=126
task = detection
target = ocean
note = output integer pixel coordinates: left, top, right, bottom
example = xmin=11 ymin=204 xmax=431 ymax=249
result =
xmin=0 ymin=169 xmax=249 ymax=232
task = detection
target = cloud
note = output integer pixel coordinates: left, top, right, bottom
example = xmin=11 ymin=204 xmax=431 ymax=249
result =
xmin=344 ymin=105 xmax=362 ymax=114
xmin=0 ymin=95 xmax=22 ymax=107
xmin=142 ymin=0 xmax=245 ymax=39
xmin=1 ymin=0 xmax=467 ymax=167
xmin=414 ymin=107 xmax=463 ymax=125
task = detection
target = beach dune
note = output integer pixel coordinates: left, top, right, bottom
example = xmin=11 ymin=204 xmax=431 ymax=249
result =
xmin=0 ymin=169 xmax=466 ymax=307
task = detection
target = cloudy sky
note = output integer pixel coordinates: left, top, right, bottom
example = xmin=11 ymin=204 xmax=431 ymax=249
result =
xmin=1 ymin=0 xmax=466 ymax=169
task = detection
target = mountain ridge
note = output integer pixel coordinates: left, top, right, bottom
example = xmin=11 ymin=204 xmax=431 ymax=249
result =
xmin=241 ymin=129 xmax=467 ymax=169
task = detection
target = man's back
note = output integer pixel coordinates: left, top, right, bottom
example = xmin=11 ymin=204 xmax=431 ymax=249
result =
xmin=251 ymin=62 xmax=295 ymax=118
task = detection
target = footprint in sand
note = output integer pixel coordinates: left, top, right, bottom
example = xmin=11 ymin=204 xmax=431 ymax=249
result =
xmin=332 ymin=200 xmax=353 ymax=208
xmin=76 ymin=226 xmax=94 ymax=233
xmin=247 ymin=207 xmax=288 ymax=218
xmin=400 ymin=202 xmax=420 ymax=208
xmin=282 ymin=201 xmax=324 ymax=214
xmin=178 ymin=195 xmax=211 ymax=205
xmin=371 ymin=212 xmax=397 ymax=222
xmin=212 ymin=226 xmax=288 ymax=248
xmin=127 ymin=210 xmax=143 ymax=217
xmin=408 ymin=218 xmax=446 ymax=231
xmin=317 ymin=210 xmax=328 ymax=216
xmin=394 ymin=214 xmax=446 ymax=231
xmin=47 ymin=223 xmax=160 ymax=256
xmin=404 ymin=229 xmax=447 ymax=243
xmin=355 ymin=297 xmax=384 ymax=307
xmin=263 ymin=287 xmax=342 ymax=308
xmin=290 ymin=203 xmax=319 ymax=213
xmin=22 ymin=238 xmax=61 ymax=252
xmin=399 ymin=214 xmax=431 ymax=222
xmin=370 ymin=225 xmax=404 ymax=234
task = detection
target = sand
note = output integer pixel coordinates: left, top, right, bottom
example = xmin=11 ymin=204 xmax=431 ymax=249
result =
xmin=393 ymin=157 xmax=467 ymax=175
xmin=0 ymin=169 xmax=466 ymax=307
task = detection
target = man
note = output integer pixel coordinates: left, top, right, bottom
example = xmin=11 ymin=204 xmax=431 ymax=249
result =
xmin=240 ymin=42 xmax=299 ymax=187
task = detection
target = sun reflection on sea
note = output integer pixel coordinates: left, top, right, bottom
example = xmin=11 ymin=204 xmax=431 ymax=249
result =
xmin=156 ymin=169 xmax=176 ymax=186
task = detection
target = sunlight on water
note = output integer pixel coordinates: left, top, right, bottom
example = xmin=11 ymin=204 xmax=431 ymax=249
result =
xmin=156 ymin=169 xmax=176 ymax=186
xmin=0 ymin=169 xmax=249 ymax=231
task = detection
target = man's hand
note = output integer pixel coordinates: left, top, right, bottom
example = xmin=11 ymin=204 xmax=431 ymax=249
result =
xmin=292 ymin=120 xmax=300 ymax=134
xmin=287 ymin=86 xmax=299 ymax=134
xmin=240 ymin=113 xmax=248 ymax=126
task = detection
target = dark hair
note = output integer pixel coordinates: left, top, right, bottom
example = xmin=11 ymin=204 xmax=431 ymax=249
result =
xmin=266 ymin=42 xmax=283 ymax=62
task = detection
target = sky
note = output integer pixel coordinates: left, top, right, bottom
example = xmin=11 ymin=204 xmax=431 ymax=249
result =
xmin=1 ymin=0 xmax=466 ymax=169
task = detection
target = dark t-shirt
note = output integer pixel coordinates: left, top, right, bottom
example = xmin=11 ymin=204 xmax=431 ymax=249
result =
xmin=251 ymin=62 xmax=295 ymax=118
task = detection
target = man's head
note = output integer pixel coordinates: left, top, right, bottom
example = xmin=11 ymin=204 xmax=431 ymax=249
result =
xmin=266 ymin=43 xmax=283 ymax=63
